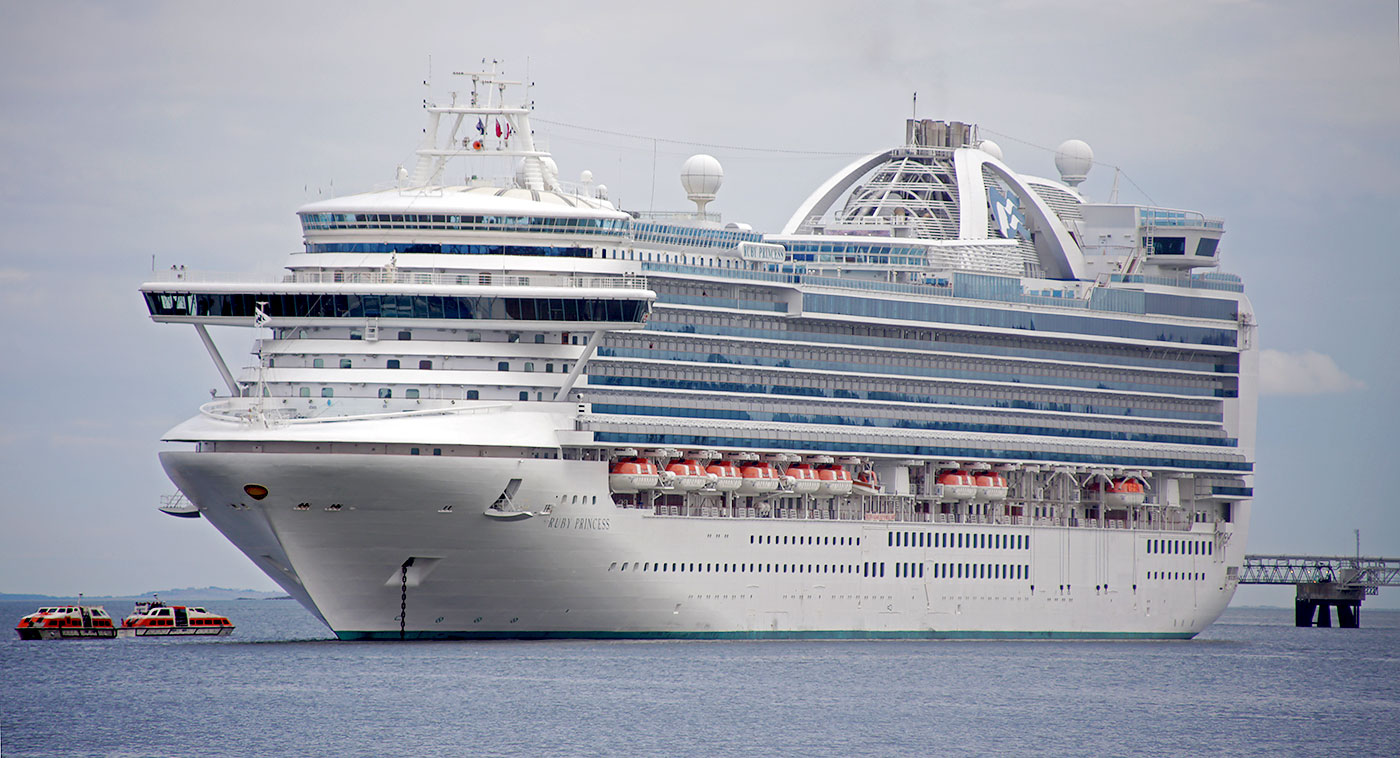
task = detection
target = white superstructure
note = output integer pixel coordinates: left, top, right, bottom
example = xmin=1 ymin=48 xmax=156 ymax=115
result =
xmin=142 ymin=70 xmax=1256 ymax=639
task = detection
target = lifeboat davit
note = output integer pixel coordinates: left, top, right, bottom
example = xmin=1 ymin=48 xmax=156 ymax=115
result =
xmin=852 ymin=469 xmax=883 ymax=496
xmin=815 ymin=464 xmax=854 ymax=496
xmin=1099 ymin=478 xmax=1146 ymax=507
xmin=738 ymin=461 xmax=780 ymax=494
xmin=937 ymin=470 xmax=977 ymax=501
xmin=609 ymin=457 xmax=660 ymax=493
xmin=706 ymin=460 xmax=743 ymax=492
xmin=663 ymin=459 xmax=708 ymax=491
xmin=973 ymin=471 xmax=1009 ymax=502
xmin=785 ymin=463 xmax=822 ymax=495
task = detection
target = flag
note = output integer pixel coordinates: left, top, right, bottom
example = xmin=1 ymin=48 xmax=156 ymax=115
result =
xmin=475 ymin=118 xmax=484 ymax=135
xmin=505 ymin=122 xmax=512 ymax=140
xmin=495 ymin=120 xmax=502 ymax=138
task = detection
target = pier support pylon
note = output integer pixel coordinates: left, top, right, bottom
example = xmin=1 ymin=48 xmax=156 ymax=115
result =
xmin=1295 ymin=582 xmax=1365 ymax=628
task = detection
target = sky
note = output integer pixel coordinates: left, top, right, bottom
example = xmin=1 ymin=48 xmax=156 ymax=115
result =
xmin=1 ymin=1 xmax=1397 ymax=608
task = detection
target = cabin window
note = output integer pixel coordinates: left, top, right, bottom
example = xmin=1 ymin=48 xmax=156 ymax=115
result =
xmin=518 ymin=391 xmax=528 ymax=401
xmin=524 ymin=362 xmax=534 ymax=372
xmin=467 ymin=390 xmax=479 ymax=400
xmin=398 ymin=330 xmax=411 ymax=340
xmin=321 ymin=388 xmax=333 ymax=398
xmin=405 ymin=389 xmax=419 ymax=399
xmin=387 ymin=359 xmax=400 ymax=369
xmin=419 ymin=360 xmax=432 ymax=370
xmin=299 ymin=387 xmax=310 ymax=397
xmin=498 ymin=362 xmax=509 ymax=371
xmin=545 ymin=363 xmax=554 ymax=373
xmin=378 ymin=388 xmax=392 ymax=398
xmin=313 ymin=358 xmax=324 ymax=368
xmin=534 ymin=334 xmax=545 ymax=344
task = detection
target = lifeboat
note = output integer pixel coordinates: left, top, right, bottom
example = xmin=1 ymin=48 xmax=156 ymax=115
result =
xmin=119 ymin=599 xmax=235 ymax=637
xmin=1098 ymin=478 xmax=1146 ymax=508
xmin=973 ymin=471 xmax=1009 ymax=502
xmin=706 ymin=460 xmax=743 ymax=492
xmin=608 ymin=457 xmax=660 ymax=493
xmin=852 ymin=469 xmax=883 ymax=496
xmin=738 ymin=461 xmax=780 ymax=494
xmin=664 ymin=459 xmax=709 ymax=491
xmin=15 ymin=604 xmax=117 ymax=640
xmin=937 ymin=470 xmax=977 ymax=501
xmin=815 ymin=464 xmax=854 ymax=496
xmin=785 ymin=463 xmax=822 ymax=495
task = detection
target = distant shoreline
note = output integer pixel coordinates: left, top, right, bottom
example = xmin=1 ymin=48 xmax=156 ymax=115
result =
xmin=0 ymin=588 xmax=290 ymax=602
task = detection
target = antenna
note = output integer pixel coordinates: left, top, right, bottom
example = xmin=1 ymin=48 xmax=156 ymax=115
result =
xmin=912 ymin=91 xmax=917 ymax=120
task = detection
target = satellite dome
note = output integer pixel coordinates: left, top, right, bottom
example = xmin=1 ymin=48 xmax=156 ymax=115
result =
xmin=580 ymin=169 xmax=594 ymax=184
xmin=1054 ymin=139 xmax=1093 ymax=187
xmin=681 ymin=154 xmax=723 ymax=215
xmin=978 ymin=140 xmax=1004 ymax=161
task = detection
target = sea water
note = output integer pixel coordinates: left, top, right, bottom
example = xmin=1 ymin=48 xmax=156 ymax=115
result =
xmin=1 ymin=600 xmax=1396 ymax=757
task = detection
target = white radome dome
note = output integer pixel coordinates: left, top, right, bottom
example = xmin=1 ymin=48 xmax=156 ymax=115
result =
xmin=978 ymin=140 xmax=1004 ymax=161
xmin=681 ymin=154 xmax=723 ymax=199
xmin=1054 ymin=139 xmax=1094 ymax=186
xmin=580 ymin=169 xmax=594 ymax=184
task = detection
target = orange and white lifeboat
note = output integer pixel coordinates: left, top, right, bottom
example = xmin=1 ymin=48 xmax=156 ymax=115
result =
xmin=14 ymin=605 xmax=117 ymax=640
xmin=1102 ymin=478 xmax=1146 ymax=508
xmin=785 ymin=463 xmax=822 ymax=495
xmin=815 ymin=464 xmax=854 ymax=496
xmin=706 ymin=460 xmax=743 ymax=492
xmin=937 ymin=470 xmax=977 ymax=501
xmin=738 ymin=461 xmax=780 ymax=494
xmin=973 ymin=471 xmax=1009 ymax=502
xmin=608 ymin=457 xmax=660 ymax=493
xmin=664 ymin=459 xmax=709 ymax=491
xmin=852 ymin=469 xmax=883 ymax=496
xmin=119 ymin=600 xmax=235 ymax=637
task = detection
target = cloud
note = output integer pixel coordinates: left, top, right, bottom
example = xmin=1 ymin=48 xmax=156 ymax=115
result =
xmin=1259 ymin=349 xmax=1365 ymax=396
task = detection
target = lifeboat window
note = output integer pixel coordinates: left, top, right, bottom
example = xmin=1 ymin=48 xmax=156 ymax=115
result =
xmin=406 ymin=389 xmax=419 ymax=399
xmin=467 ymin=390 xmax=479 ymax=399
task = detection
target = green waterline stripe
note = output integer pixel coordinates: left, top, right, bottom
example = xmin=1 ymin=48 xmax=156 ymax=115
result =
xmin=335 ymin=629 xmax=1197 ymax=641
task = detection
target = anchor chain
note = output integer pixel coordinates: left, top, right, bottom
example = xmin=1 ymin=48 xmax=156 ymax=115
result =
xmin=399 ymin=558 xmax=414 ymax=640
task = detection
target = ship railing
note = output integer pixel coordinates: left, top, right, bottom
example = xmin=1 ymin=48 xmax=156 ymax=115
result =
xmin=148 ymin=268 xmax=649 ymax=290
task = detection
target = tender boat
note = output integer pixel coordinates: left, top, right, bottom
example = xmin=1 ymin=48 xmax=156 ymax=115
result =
xmin=738 ymin=461 xmax=780 ymax=494
xmin=937 ymin=470 xmax=978 ymax=501
xmin=665 ymin=459 xmax=710 ymax=491
xmin=608 ymin=457 xmax=660 ymax=493
xmin=1091 ymin=477 xmax=1147 ymax=507
xmin=119 ymin=599 xmax=235 ymax=637
xmin=705 ymin=460 xmax=743 ymax=492
xmin=785 ymin=463 xmax=822 ymax=494
xmin=815 ymin=464 xmax=854 ymax=496
xmin=973 ymin=471 xmax=1009 ymax=501
xmin=15 ymin=604 xmax=118 ymax=640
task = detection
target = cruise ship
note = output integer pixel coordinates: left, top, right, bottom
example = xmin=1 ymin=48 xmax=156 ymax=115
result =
xmin=141 ymin=71 xmax=1256 ymax=639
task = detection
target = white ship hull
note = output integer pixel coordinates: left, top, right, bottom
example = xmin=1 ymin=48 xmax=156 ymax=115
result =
xmin=164 ymin=451 xmax=1242 ymax=639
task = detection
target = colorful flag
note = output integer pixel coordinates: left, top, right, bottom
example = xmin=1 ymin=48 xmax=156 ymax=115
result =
xmin=505 ymin=122 xmax=512 ymax=140
xmin=495 ymin=120 xmax=502 ymax=138
xmin=475 ymin=118 xmax=485 ymax=135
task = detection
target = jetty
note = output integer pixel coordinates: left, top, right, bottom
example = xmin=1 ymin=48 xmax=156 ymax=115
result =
xmin=1239 ymin=554 xmax=1400 ymax=627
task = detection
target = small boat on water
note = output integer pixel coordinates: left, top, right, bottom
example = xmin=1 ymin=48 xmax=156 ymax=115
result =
xmin=119 ymin=598 xmax=235 ymax=637
xmin=15 ymin=604 xmax=118 ymax=640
